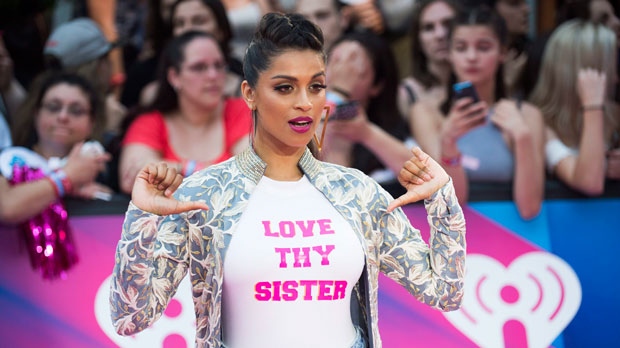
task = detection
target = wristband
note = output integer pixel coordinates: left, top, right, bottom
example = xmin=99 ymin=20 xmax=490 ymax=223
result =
xmin=109 ymin=72 xmax=126 ymax=87
xmin=48 ymin=170 xmax=73 ymax=197
xmin=183 ymin=160 xmax=197 ymax=177
xmin=582 ymin=104 xmax=604 ymax=111
xmin=441 ymin=153 xmax=462 ymax=167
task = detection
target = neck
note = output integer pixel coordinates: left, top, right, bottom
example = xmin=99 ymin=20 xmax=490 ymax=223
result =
xmin=428 ymin=60 xmax=451 ymax=85
xmin=252 ymin=137 xmax=305 ymax=181
xmin=33 ymin=141 xmax=70 ymax=159
xmin=175 ymin=98 xmax=221 ymax=127
xmin=475 ymin=79 xmax=497 ymax=106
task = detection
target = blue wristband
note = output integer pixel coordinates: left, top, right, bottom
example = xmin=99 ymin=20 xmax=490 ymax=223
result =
xmin=48 ymin=170 xmax=68 ymax=197
xmin=184 ymin=160 xmax=197 ymax=177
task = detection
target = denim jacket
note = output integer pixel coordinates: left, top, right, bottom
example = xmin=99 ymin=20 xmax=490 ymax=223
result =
xmin=110 ymin=147 xmax=466 ymax=347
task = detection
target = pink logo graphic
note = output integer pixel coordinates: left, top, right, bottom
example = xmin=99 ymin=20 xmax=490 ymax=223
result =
xmin=95 ymin=275 xmax=196 ymax=347
xmin=444 ymin=252 xmax=581 ymax=348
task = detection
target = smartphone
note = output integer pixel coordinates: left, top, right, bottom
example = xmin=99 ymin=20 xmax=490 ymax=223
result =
xmin=328 ymin=100 xmax=359 ymax=121
xmin=453 ymin=81 xmax=480 ymax=103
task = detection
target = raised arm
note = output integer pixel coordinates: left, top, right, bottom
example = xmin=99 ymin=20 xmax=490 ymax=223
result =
xmin=492 ymin=100 xmax=545 ymax=219
xmin=551 ymin=69 xmax=608 ymax=196
xmin=382 ymin=147 xmax=466 ymax=311
xmin=110 ymin=163 xmax=207 ymax=335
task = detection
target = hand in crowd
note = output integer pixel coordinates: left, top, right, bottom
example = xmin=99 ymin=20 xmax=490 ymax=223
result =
xmin=388 ymin=147 xmax=449 ymax=212
xmin=491 ymin=99 xmax=530 ymax=144
xmin=440 ymin=98 xmax=487 ymax=145
xmin=63 ymin=143 xmax=111 ymax=199
xmin=344 ymin=1 xmax=385 ymax=34
xmin=131 ymin=163 xmax=208 ymax=215
xmin=326 ymin=41 xmax=366 ymax=97
xmin=577 ymin=68 xmax=606 ymax=107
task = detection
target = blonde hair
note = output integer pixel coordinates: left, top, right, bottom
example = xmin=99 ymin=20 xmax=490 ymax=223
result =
xmin=530 ymin=20 xmax=618 ymax=147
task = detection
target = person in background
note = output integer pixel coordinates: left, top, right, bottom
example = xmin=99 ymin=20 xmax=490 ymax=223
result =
xmin=590 ymin=0 xmax=620 ymax=43
xmin=110 ymin=12 xmax=465 ymax=348
xmin=0 ymin=34 xmax=26 ymax=130
xmin=520 ymin=0 xmax=620 ymax=101
xmin=44 ymin=18 xmax=126 ymax=137
xmin=461 ymin=0 xmax=531 ymax=97
xmin=222 ymin=0 xmax=281 ymax=63
xmin=294 ymin=0 xmax=352 ymax=51
xmin=140 ymin=0 xmax=242 ymax=103
xmin=321 ymin=31 xmax=414 ymax=184
xmin=340 ymin=0 xmax=385 ymax=34
xmin=120 ymin=0 xmax=176 ymax=109
xmin=1 ymin=72 xmax=110 ymax=224
xmin=411 ymin=6 xmax=545 ymax=220
xmin=0 ymin=0 xmax=50 ymax=90
xmin=529 ymin=20 xmax=619 ymax=195
xmin=398 ymin=0 xmax=459 ymax=120
xmin=117 ymin=31 xmax=251 ymax=194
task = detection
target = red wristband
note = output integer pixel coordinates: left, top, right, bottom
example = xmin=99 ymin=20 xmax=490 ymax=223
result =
xmin=441 ymin=154 xmax=462 ymax=167
xmin=47 ymin=170 xmax=73 ymax=197
xmin=109 ymin=72 xmax=126 ymax=86
xmin=46 ymin=177 xmax=61 ymax=198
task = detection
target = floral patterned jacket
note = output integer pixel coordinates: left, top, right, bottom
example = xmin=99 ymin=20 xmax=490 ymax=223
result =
xmin=110 ymin=147 xmax=466 ymax=348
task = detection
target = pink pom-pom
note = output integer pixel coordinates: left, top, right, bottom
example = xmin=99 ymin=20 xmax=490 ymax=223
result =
xmin=10 ymin=163 xmax=79 ymax=280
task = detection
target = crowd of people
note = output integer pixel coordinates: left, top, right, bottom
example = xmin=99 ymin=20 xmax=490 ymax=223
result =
xmin=0 ymin=0 xmax=618 ymax=345
xmin=0 ymin=0 xmax=617 ymax=224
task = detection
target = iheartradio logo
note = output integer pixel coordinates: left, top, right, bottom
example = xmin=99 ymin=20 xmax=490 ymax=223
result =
xmin=94 ymin=275 xmax=196 ymax=347
xmin=444 ymin=252 xmax=581 ymax=348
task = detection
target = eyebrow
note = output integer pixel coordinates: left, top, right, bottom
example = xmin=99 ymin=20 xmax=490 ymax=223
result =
xmin=270 ymin=72 xmax=325 ymax=81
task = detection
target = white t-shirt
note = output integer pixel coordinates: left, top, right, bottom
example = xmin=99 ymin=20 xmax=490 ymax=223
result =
xmin=222 ymin=175 xmax=365 ymax=348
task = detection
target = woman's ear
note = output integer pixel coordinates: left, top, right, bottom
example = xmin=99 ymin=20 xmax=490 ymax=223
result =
xmin=369 ymin=81 xmax=384 ymax=98
xmin=167 ymin=67 xmax=181 ymax=91
xmin=241 ymin=80 xmax=255 ymax=110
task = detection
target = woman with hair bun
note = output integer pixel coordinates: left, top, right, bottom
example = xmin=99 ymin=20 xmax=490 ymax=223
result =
xmin=110 ymin=12 xmax=466 ymax=348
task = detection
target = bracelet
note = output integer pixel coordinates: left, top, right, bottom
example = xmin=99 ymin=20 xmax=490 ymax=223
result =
xmin=109 ymin=72 xmax=126 ymax=87
xmin=182 ymin=160 xmax=197 ymax=177
xmin=441 ymin=153 xmax=462 ymax=167
xmin=582 ymin=104 xmax=604 ymax=111
xmin=47 ymin=170 xmax=73 ymax=197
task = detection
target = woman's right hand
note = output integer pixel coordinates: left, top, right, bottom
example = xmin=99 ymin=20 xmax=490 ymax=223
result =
xmin=131 ymin=162 xmax=208 ymax=215
xmin=441 ymin=98 xmax=487 ymax=145
xmin=63 ymin=142 xmax=110 ymax=188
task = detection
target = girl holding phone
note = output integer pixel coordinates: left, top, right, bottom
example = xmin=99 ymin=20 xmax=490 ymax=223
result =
xmin=410 ymin=6 xmax=545 ymax=220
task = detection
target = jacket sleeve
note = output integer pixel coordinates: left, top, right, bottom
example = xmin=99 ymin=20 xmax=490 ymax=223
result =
xmin=377 ymin=179 xmax=466 ymax=311
xmin=109 ymin=202 xmax=191 ymax=335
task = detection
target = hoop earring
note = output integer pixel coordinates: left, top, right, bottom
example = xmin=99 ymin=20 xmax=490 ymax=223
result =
xmin=313 ymin=105 xmax=331 ymax=152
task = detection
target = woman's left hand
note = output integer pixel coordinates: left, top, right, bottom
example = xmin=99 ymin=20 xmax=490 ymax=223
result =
xmin=491 ymin=99 xmax=529 ymax=142
xmin=388 ymin=147 xmax=450 ymax=212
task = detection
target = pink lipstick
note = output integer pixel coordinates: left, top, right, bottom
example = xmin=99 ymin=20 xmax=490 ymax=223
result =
xmin=289 ymin=116 xmax=313 ymax=133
